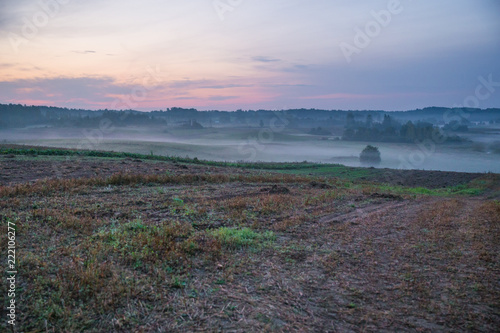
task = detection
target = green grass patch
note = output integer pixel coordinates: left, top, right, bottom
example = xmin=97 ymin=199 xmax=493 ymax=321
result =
xmin=366 ymin=183 xmax=484 ymax=197
xmin=0 ymin=146 xmax=322 ymax=170
xmin=209 ymin=227 xmax=275 ymax=249
xmin=273 ymin=164 xmax=382 ymax=180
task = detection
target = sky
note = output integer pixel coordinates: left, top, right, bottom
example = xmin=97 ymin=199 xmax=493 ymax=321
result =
xmin=0 ymin=0 xmax=499 ymax=111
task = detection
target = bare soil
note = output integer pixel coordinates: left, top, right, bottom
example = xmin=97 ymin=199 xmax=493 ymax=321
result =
xmin=374 ymin=168 xmax=485 ymax=189
xmin=0 ymin=154 xmax=498 ymax=332
xmin=0 ymin=155 xmax=247 ymax=186
xmin=0 ymin=154 xmax=486 ymax=189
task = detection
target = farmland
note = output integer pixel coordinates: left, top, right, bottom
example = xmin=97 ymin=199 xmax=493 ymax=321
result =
xmin=0 ymin=146 xmax=499 ymax=331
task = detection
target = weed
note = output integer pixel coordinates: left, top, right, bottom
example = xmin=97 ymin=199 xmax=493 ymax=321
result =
xmin=209 ymin=227 xmax=275 ymax=249
xmin=170 ymin=276 xmax=187 ymax=289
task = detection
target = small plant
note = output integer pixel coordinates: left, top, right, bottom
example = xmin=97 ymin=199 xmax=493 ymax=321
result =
xmin=124 ymin=219 xmax=147 ymax=231
xmin=359 ymin=145 xmax=381 ymax=165
xmin=170 ymin=276 xmax=186 ymax=289
xmin=209 ymin=227 xmax=275 ymax=249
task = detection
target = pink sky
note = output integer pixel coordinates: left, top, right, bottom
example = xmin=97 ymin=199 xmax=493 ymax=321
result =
xmin=1 ymin=0 xmax=499 ymax=111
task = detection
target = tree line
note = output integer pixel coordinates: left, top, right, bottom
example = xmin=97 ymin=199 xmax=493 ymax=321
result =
xmin=342 ymin=113 xmax=468 ymax=143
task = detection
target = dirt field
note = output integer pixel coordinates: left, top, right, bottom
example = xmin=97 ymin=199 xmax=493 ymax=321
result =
xmin=0 ymin=153 xmax=499 ymax=332
xmin=0 ymin=155 xmax=234 ymax=186
xmin=373 ymin=168 xmax=485 ymax=189
xmin=0 ymin=153 xmax=487 ymax=189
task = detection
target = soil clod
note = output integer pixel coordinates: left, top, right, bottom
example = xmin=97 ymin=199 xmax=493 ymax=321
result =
xmin=261 ymin=184 xmax=290 ymax=194
xmin=309 ymin=181 xmax=333 ymax=189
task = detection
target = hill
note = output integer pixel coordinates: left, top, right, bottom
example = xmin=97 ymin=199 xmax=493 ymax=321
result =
xmin=0 ymin=146 xmax=499 ymax=331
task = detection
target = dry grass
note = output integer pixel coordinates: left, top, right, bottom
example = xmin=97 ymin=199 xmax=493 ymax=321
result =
xmin=0 ymin=171 xmax=313 ymax=198
xmin=0 ymin=160 xmax=498 ymax=332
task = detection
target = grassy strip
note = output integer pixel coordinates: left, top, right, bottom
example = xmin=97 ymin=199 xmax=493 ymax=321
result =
xmin=0 ymin=146 xmax=323 ymax=170
xmin=360 ymin=183 xmax=486 ymax=197
xmin=272 ymin=164 xmax=383 ymax=179
xmin=209 ymin=227 xmax=276 ymax=249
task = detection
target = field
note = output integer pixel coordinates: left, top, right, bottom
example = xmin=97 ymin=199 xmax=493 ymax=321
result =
xmin=0 ymin=145 xmax=499 ymax=332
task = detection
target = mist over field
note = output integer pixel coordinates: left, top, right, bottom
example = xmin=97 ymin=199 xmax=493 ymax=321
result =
xmin=1 ymin=106 xmax=499 ymax=173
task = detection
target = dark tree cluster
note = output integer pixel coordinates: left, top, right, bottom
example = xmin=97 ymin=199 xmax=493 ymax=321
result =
xmin=360 ymin=145 xmax=381 ymax=165
xmin=443 ymin=120 xmax=468 ymax=132
xmin=308 ymin=127 xmax=331 ymax=136
xmin=342 ymin=114 xmax=468 ymax=144
xmin=181 ymin=119 xmax=204 ymax=129
xmin=0 ymin=104 xmax=166 ymax=128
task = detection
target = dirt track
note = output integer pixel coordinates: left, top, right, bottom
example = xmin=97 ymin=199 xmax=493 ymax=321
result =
xmin=268 ymin=197 xmax=500 ymax=332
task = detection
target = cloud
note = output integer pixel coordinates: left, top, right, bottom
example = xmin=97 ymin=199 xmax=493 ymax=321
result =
xmin=168 ymin=79 xmax=211 ymax=89
xmin=281 ymin=64 xmax=309 ymax=72
xmin=200 ymin=84 xmax=252 ymax=89
xmin=174 ymin=96 xmax=198 ymax=100
xmin=0 ymin=63 xmax=15 ymax=69
xmin=0 ymin=2 xmax=22 ymax=30
xmin=72 ymin=50 xmax=97 ymax=54
xmin=300 ymin=93 xmax=378 ymax=100
xmin=168 ymin=81 xmax=253 ymax=92
xmin=0 ymin=76 xmax=136 ymax=108
xmin=263 ymin=83 xmax=312 ymax=88
xmin=209 ymin=96 xmax=238 ymax=101
xmin=252 ymin=56 xmax=281 ymax=63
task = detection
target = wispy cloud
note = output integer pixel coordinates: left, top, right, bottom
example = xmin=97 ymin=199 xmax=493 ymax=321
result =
xmin=168 ymin=79 xmax=211 ymax=89
xmin=174 ymin=96 xmax=198 ymax=100
xmin=263 ymin=83 xmax=312 ymax=88
xmin=281 ymin=64 xmax=309 ymax=72
xmin=209 ymin=96 xmax=238 ymax=101
xmin=0 ymin=77 xmax=134 ymax=108
xmin=300 ymin=93 xmax=379 ymax=100
xmin=252 ymin=56 xmax=281 ymax=63
xmin=72 ymin=50 xmax=96 ymax=54
xmin=200 ymin=84 xmax=253 ymax=89
xmin=0 ymin=63 xmax=15 ymax=69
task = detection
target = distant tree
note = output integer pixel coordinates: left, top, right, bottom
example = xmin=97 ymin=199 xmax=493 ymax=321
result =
xmin=443 ymin=120 xmax=468 ymax=132
xmin=400 ymin=121 xmax=416 ymax=142
xmin=346 ymin=112 xmax=355 ymax=128
xmin=365 ymin=114 xmax=373 ymax=128
xmin=382 ymin=114 xmax=392 ymax=128
xmin=259 ymin=119 xmax=264 ymax=128
xmin=219 ymin=112 xmax=231 ymax=124
xmin=309 ymin=126 xmax=331 ymax=135
xmin=181 ymin=119 xmax=204 ymax=129
xmin=360 ymin=145 xmax=381 ymax=165
xmin=342 ymin=128 xmax=355 ymax=140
